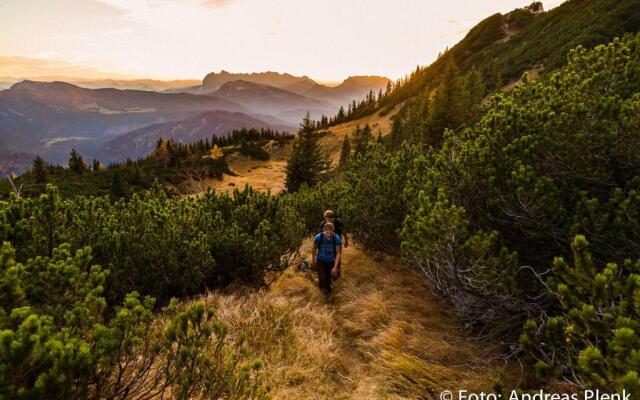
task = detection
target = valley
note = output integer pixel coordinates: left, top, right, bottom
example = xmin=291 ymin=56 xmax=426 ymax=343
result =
xmin=0 ymin=73 xmax=389 ymax=170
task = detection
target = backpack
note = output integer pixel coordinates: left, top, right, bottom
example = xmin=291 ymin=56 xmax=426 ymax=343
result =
xmin=316 ymin=232 xmax=340 ymax=260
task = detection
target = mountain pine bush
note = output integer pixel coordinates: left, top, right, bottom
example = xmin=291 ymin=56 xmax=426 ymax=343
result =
xmin=520 ymin=235 xmax=640 ymax=394
xmin=331 ymin=34 xmax=640 ymax=388
xmin=0 ymin=184 xmax=303 ymax=306
xmin=0 ymin=242 xmax=266 ymax=399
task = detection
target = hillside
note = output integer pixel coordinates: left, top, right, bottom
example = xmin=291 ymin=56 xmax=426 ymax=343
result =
xmin=205 ymin=105 xmax=400 ymax=194
xmin=2 ymin=14 xmax=639 ymax=398
xmin=341 ymin=0 xmax=640 ymax=122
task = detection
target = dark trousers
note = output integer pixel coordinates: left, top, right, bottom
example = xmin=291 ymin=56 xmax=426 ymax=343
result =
xmin=316 ymin=260 xmax=334 ymax=293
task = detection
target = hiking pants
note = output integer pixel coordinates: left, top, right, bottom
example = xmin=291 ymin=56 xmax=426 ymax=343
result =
xmin=316 ymin=260 xmax=334 ymax=293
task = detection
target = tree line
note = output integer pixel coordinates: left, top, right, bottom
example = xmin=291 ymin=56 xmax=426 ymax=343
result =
xmin=3 ymin=128 xmax=293 ymax=199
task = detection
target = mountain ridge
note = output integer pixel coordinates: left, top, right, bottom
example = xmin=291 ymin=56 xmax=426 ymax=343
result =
xmin=191 ymin=71 xmax=390 ymax=107
xmin=209 ymin=79 xmax=335 ymax=124
xmin=0 ymin=80 xmax=249 ymax=164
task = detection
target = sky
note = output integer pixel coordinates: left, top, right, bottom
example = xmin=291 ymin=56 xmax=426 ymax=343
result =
xmin=0 ymin=0 xmax=566 ymax=83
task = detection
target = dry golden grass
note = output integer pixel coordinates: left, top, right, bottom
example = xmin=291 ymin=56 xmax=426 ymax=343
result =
xmin=203 ymin=140 xmax=292 ymax=194
xmin=190 ymin=239 xmax=514 ymax=399
xmin=319 ymin=104 xmax=403 ymax=165
xmin=204 ymin=106 xmax=402 ymax=194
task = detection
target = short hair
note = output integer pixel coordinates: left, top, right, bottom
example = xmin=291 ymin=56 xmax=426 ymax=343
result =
xmin=324 ymin=210 xmax=335 ymax=218
xmin=324 ymin=222 xmax=335 ymax=231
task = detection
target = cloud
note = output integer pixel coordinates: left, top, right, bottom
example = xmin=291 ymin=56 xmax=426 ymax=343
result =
xmin=201 ymin=0 xmax=233 ymax=8
xmin=0 ymin=55 xmax=134 ymax=80
xmin=122 ymin=0 xmax=234 ymax=9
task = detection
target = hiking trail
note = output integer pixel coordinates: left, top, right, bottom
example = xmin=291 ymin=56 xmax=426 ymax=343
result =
xmin=202 ymin=239 xmax=516 ymax=399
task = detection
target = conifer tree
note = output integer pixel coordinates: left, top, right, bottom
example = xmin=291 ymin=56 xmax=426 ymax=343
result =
xmin=337 ymin=106 xmax=345 ymax=121
xmin=425 ymin=59 xmax=466 ymax=147
xmin=284 ymin=113 xmax=330 ymax=193
xmin=339 ymin=134 xmax=351 ymax=168
xmin=92 ymin=159 xmax=105 ymax=172
xmin=385 ymin=81 xmax=392 ymax=96
xmin=68 ymin=149 xmax=86 ymax=174
xmin=32 ymin=156 xmax=47 ymax=184
xmin=353 ymin=124 xmax=373 ymax=155
xmin=131 ymin=167 xmax=143 ymax=185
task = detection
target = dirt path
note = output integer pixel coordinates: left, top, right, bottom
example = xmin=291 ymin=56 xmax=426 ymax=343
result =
xmin=206 ymin=241 xmax=514 ymax=399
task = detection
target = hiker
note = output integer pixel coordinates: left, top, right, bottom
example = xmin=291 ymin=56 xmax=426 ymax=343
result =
xmin=317 ymin=210 xmax=348 ymax=279
xmin=317 ymin=210 xmax=349 ymax=248
xmin=312 ymin=222 xmax=342 ymax=295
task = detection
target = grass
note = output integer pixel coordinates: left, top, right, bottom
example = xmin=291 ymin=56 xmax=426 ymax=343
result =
xmin=180 ymin=238 xmax=515 ymax=399
xmin=201 ymin=106 xmax=403 ymax=196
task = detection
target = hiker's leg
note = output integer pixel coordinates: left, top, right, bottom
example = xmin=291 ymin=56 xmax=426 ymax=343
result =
xmin=317 ymin=261 xmax=331 ymax=292
xmin=332 ymin=258 xmax=342 ymax=281
xmin=325 ymin=262 xmax=333 ymax=293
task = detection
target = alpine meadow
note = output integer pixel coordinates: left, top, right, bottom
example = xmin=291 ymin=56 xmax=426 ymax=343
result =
xmin=1 ymin=0 xmax=640 ymax=399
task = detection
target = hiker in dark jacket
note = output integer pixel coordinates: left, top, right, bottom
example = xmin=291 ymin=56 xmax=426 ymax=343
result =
xmin=317 ymin=210 xmax=348 ymax=281
xmin=312 ymin=222 xmax=342 ymax=295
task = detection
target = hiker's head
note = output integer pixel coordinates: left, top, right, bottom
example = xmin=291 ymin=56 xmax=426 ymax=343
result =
xmin=324 ymin=210 xmax=335 ymax=223
xmin=324 ymin=222 xmax=335 ymax=237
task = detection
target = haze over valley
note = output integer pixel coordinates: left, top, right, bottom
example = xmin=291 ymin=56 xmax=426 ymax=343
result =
xmin=0 ymin=71 xmax=389 ymax=168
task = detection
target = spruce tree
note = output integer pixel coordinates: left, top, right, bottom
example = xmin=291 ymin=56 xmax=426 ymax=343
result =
xmin=32 ymin=156 xmax=47 ymax=184
xmin=68 ymin=149 xmax=86 ymax=174
xmin=427 ymin=59 xmax=465 ymax=146
xmin=353 ymin=124 xmax=373 ymax=155
xmin=131 ymin=167 xmax=143 ymax=185
xmin=339 ymin=134 xmax=351 ymax=168
xmin=284 ymin=113 xmax=330 ymax=193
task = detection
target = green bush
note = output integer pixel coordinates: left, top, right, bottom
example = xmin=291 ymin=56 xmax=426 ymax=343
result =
xmin=0 ymin=184 xmax=303 ymax=306
xmin=520 ymin=235 xmax=640 ymax=394
xmin=239 ymin=142 xmax=270 ymax=161
xmin=327 ymin=35 xmax=640 ymax=388
xmin=400 ymin=35 xmax=640 ymax=320
xmin=282 ymin=182 xmax=345 ymax=235
xmin=337 ymin=142 xmax=420 ymax=253
xmin=0 ymin=242 xmax=267 ymax=399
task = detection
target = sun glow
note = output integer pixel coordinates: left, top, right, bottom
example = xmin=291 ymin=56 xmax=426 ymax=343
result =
xmin=0 ymin=0 xmax=566 ymax=82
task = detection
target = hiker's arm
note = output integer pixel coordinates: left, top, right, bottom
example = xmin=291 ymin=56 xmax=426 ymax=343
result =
xmin=311 ymin=241 xmax=318 ymax=265
xmin=332 ymin=246 xmax=341 ymax=275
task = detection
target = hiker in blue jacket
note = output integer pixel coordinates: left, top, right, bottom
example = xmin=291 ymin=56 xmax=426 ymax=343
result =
xmin=317 ymin=210 xmax=348 ymax=279
xmin=312 ymin=221 xmax=342 ymax=295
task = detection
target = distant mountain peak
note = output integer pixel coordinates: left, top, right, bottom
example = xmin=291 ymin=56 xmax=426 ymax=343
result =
xmin=201 ymin=70 xmax=317 ymax=93
xmin=9 ymin=80 xmax=78 ymax=91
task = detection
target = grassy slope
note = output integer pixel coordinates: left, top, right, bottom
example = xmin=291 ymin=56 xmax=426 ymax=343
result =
xmin=193 ymin=240 xmax=514 ymax=399
xmin=375 ymin=0 xmax=640 ymax=116
xmin=205 ymin=105 xmax=401 ymax=194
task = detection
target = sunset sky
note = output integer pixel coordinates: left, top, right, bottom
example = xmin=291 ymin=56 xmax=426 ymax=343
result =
xmin=0 ymin=0 xmax=566 ymax=83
